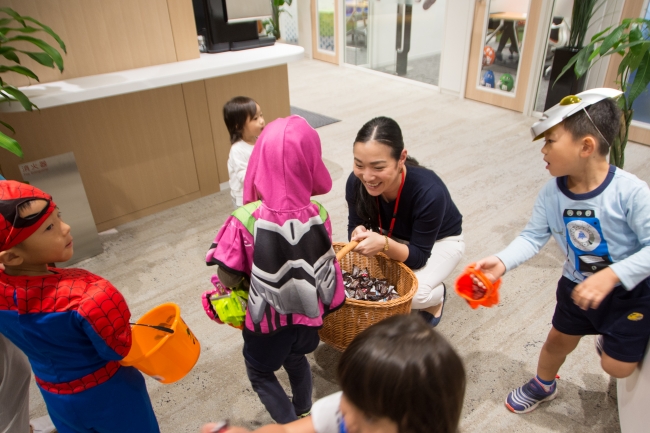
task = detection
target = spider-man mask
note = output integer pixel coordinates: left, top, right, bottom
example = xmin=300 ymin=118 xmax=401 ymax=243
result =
xmin=0 ymin=180 xmax=56 ymax=252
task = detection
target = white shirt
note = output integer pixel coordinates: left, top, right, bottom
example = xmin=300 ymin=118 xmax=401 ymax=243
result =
xmin=311 ymin=391 xmax=343 ymax=433
xmin=227 ymin=140 xmax=255 ymax=207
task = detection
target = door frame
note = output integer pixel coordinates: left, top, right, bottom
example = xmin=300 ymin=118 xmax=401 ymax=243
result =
xmin=311 ymin=0 xmax=340 ymax=64
xmin=464 ymin=0 xmax=544 ymax=112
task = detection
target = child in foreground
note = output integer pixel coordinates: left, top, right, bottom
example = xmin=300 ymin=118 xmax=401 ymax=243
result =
xmin=206 ymin=116 xmax=346 ymax=424
xmin=0 ymin=181 xmax=159 ymax=432
xmin=473 ymin=88 xmax=650 ymax=414
xmin=201 ymin=314 xmax=466 ymax=433
xmin=223 ymin=96 xmax=266 ymax=208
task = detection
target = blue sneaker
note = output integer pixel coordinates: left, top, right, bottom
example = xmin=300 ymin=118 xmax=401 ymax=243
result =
xmin=505 ymin=377 xmax=558 ymax=414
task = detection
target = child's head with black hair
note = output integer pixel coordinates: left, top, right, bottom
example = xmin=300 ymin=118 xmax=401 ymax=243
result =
xmin=530 ymin=89 xmax=623 ymax=178
xmin=562 ymin=97 xmax=621 ymax=156
xmin=222 ymin=96 xmax=265 ymax=145
xmin=337 ymin=314 xmax=466 ymax=433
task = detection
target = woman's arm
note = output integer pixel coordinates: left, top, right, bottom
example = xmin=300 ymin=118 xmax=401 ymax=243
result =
xmin=351 ymin=230 xmax=409 ymax=262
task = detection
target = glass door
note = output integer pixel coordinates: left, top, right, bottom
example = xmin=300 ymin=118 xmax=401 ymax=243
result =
xmin=343 ymin=0 xmax=447 ymax=87
xmin=312 ymin=0 xmax=339 ymax=64
xmin=465 ymin=0 xmax=544 ymax=112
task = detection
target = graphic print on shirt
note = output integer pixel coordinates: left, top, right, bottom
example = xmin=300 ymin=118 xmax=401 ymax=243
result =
xmin=249 ymin=216 xmax=337 ymax=324
xmin=563 ymin=209 xmax=613 ymax=277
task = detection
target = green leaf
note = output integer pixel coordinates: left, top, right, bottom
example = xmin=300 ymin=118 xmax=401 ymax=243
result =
xmin=590 ymin=27 xmax=612 ymax=43
xmin=5 ymin=35 xmax=63 ymax=71
xmin=0 ymin=119 xmax=15 ymax=134
xmin=618 ymin=53 xmax=632 ymax=78
xmin=0 ymin=86 xmax=37 ymax=111
xmin=0 ymin=65 xmax=38 ymax=80
xmin=575 ymin=46 xmax=593 ymax=78
xmin=18 ymin=50 xmax=54 ymax=68
xmin=0 ymin=26 xmax=39 ymax=35
xmin=0 ymin=7 xmax=26 ymax=27
xmin=626 ymin=51 xmax=650 ymax=106
xmin=23 ymin=17 xmax=66 ymax=53
xmin=0 ymin=18 xmax=12 ymax=26
xmin=629 ymin=25 xmax=644 ymax=56
xmin=0 ymin=130 xmax=22 ymax=157
xmin=599 ymin=25 xmax=625 ymax=56
xmin=0 ymin=46 xmax=19 ymax=63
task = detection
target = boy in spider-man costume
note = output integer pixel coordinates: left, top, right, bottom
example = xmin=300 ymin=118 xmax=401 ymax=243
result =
xmin=0 ymin=180 xmax=160 ymax=433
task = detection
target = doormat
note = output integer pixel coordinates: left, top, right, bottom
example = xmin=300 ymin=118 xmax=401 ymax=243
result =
xmin=290 ymin=106 xmax=341 ymax=129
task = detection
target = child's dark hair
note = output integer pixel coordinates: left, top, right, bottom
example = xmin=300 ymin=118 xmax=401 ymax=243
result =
xmin=223 ymin=96 xmax=258 ymax=144
xmin=562 ymin=98 xmax=621 ymax=156
xmin=353 ymin=117 xmax=421 ymax=230
xmin=337 ymin=315 xmax=466 ymax=433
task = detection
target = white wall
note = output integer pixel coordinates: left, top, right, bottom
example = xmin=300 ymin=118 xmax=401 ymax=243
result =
xmin=368 ymin=0 xmax=447 ymax=69
xmin=297 ymin=0 xmax=313 ymax=58
xmin=438 ymin=0 xmax=474 ymax=95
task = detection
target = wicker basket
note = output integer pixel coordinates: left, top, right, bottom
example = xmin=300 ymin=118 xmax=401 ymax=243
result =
xmin=319 ymin=242 xmax=418 ymax=351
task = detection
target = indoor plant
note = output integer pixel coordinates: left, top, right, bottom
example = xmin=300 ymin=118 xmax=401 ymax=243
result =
xmin=558 ymin=17 xmax=650 ymax=168
xmin=0 ymin=7 xmax=66 ymax=157
xmin=263 ymin=0 xmax=293 ymax=40
xmin=545 ymin=0 xmax=604 ymax=109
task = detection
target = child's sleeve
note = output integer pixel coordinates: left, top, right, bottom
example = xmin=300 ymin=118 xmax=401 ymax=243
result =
xmin=206 ymin=215 xmax=254 ymax=277
xmin=77 ymin=280 xmax=131 ymax=360
xmin=495 ymin=185 xmax=552 ymax=272
xmin=610 ymin=185 xmax=650 ymax=290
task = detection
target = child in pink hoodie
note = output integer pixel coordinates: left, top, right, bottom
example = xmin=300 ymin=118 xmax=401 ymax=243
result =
xmin=206 ymin=115 xmax=346 ymax=423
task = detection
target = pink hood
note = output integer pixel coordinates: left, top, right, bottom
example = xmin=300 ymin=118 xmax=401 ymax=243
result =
xmin=243 ymin=115 xmax=332 ymax=209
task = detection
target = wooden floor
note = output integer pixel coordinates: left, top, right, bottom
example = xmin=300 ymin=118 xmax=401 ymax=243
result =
xmin=28 ymin=59 xmax=650 ymax=433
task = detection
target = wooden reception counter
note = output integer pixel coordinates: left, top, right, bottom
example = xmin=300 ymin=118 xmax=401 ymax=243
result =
xmin=0 ymin=44 xmax=304 ymax=231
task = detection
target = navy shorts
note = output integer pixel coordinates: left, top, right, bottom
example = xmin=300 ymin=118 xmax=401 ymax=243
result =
xmin=553 ymin=276 xmax=650 ymax=363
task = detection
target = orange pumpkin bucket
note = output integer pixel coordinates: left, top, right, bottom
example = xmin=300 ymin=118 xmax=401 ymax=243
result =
xmin=120 ymin=303 xmax=200 ymax=384
xmin=454 ymin=264 xmax=501 ymax=309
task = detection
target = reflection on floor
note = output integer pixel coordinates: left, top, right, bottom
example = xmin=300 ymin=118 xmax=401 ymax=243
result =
xmin=344 ymin=50 xmax=441 ymax=87
xmin=374 ymin=53 xmax=441 ymax=86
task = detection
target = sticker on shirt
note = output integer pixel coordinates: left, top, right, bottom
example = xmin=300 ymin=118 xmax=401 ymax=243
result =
xmin=563 ymin=209 xmax=613 ymax=278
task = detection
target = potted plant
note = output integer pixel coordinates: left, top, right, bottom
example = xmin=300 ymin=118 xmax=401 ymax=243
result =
xmin=545 ymin=0 xmax=603 ymax=110
xmin=0 ymin=7 xmax=66 ymax=158
xmin=263 ymin=0 xmax=293 ymax=41
xmin=558 ymin=17 xmax=650 ymax=168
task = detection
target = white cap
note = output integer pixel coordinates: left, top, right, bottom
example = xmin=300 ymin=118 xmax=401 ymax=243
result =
xmin=530 ymin=88 xmax=622 ymax=141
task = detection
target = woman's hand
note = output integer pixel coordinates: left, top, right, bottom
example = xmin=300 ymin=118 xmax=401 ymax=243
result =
xmin=200 ymin=424 xmax=248 ymax=433
xmin=351 ymin=230 xmax=385 ymax=257
xmin=350 ymin=225 xmax=368 ymax=239
xmin=473 ymin=256 xmax=506 ymax=287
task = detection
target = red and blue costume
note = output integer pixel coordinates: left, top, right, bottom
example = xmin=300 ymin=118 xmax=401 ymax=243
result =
xmin=0 ymin=181 xmax=159 ymax=433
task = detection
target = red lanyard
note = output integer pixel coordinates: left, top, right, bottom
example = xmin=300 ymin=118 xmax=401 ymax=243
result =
xmin=376 ymin=170 xmax=405 ymax=238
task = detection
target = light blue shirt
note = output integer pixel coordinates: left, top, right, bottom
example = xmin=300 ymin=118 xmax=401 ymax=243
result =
xmin=497 ymin=166 xmax=650 ymax=290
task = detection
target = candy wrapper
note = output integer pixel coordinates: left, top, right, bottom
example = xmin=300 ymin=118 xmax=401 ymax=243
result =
xmin=342 ymin=265 xmax=400 ymax=302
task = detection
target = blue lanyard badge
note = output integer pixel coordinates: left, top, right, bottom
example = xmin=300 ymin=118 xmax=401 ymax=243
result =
xmin=563 ymin=209 xmax=613 ymax=278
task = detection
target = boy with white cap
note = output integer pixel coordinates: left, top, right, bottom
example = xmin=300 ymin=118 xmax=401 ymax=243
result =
xmin=473 ymin=88 xmax=650 ymax=413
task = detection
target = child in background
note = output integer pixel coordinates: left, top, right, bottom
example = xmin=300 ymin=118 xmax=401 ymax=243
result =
xmin=200 ymin=314 xmax=467 ymax=433
xmin=223 ymin=96 xmax=265 ymax=208
xmin=0 ymin=181 xmax=160 ymax=433
xmin=206 ymin=116 xmax=346 ymax=424
xmin=473 ymin=88 xmax=650 ymax=414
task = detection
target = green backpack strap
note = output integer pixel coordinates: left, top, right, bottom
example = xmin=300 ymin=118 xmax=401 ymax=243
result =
xmin=232 ymin=201 xmax=262 ymax=235
xmin=312 ymin=200 xmax=328 ymax=223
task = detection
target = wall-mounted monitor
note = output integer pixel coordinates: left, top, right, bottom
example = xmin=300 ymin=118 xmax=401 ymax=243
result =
xmin=224 ymin=0 xmax=272 ymax=23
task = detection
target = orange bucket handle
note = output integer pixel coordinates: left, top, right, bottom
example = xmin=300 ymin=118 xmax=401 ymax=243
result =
xmin=454 ymin=263 xmax=502 ymax=309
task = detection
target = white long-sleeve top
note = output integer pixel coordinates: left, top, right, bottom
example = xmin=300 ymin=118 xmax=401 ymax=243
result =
xmin=496 ymin=166 xmax=650 ymax=290
xmin=227 ymin=140 xmax=255 ymax=208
